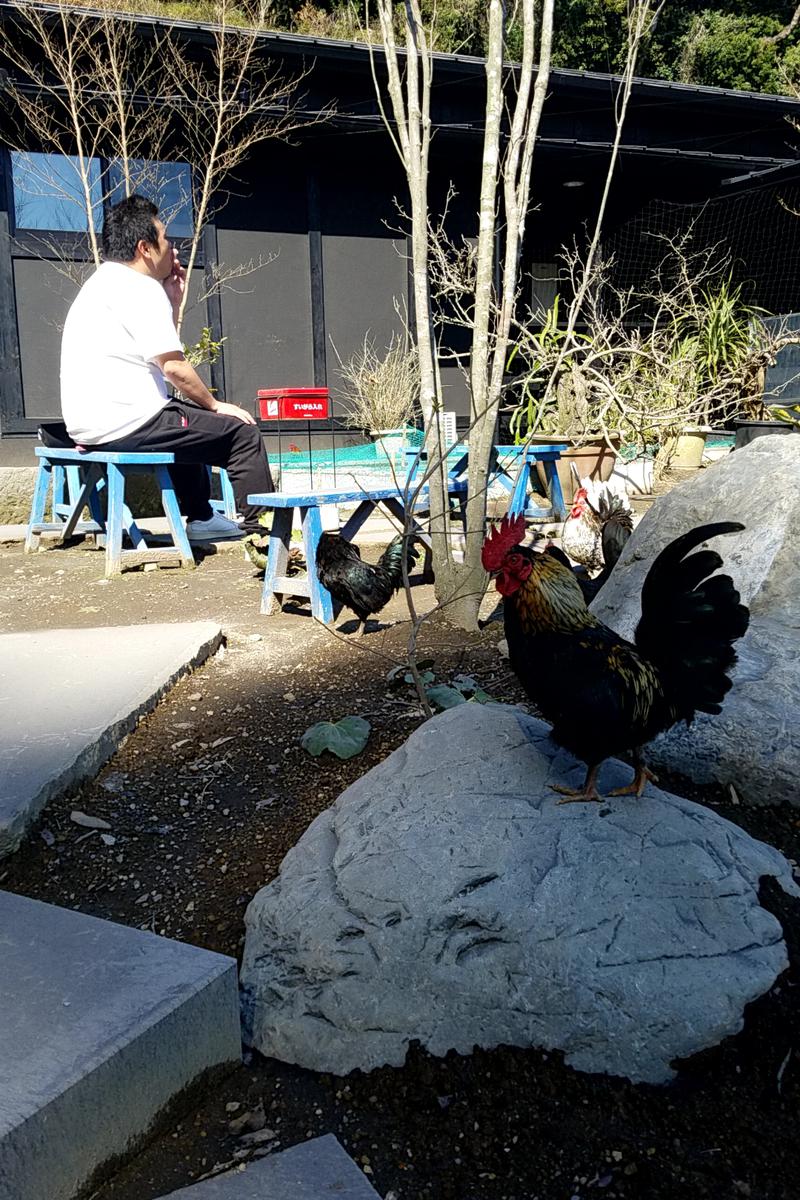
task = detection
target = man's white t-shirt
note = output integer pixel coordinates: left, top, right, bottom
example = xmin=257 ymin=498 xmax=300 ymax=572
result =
xmin=60 ymin=262 xmax=183 ymax=444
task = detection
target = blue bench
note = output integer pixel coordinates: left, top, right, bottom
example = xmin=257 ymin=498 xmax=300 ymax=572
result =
xmin=247 ymin=479 xmax=468 ymax=621
xmin=26 ymin=447 xmax=236 ymax=576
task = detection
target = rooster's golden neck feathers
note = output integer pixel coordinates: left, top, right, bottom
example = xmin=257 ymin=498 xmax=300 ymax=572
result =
xmin=513 ymin=552 xmax=598 ymax=635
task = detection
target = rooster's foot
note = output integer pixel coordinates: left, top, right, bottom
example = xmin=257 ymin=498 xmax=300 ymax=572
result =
xmin=608 ymin=765 xmax=658 ymax=798
xmin=553 ymin=764 xmax=602 ymax=804
xmin=553 ymin=784 xmax=603 ymax=805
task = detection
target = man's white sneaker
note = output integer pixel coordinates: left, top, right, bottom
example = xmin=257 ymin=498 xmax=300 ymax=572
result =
xmin=186 ymin=513 xmax=244 ymax=542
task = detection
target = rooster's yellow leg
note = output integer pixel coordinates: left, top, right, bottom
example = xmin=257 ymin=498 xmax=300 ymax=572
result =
xmin=553 ymin=764 xmax=602 ymax=805
xmin=608 ymin=757 xmax=658 ymax=798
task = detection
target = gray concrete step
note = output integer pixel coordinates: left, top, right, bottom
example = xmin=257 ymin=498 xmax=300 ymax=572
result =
xmin=0 ymin=620 xmax=223 ymax=858
xmin=156 ymin=1134 xmax=381 ymax=1199
xmin=0 ymin=890 xmax=241 ymax=1200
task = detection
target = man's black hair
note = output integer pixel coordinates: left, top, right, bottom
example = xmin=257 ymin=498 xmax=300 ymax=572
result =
xmin=101 ymin=194 xmax=160 ymax=263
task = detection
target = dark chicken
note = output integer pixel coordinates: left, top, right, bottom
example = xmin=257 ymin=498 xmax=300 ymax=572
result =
xmin=482 ymin=514 xmax=749 ymax=802
xmin=316 ymin=532 xmax=417 ymax=634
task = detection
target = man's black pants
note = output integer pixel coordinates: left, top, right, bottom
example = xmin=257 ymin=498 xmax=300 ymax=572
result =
xmin=102 ymin=400 xmax=274 ymax=533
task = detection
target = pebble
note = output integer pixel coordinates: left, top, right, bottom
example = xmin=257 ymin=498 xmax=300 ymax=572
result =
xmin=70 ymin=810 xmax=112 ymax=831
xmin=246 ymin=633 xmax=263 ymax=642
xmin=188 ymin=693 xmax=203 ymax=701
xmin=101 ymin=773 xmax=126 ymax=794
xmin=228 ymin=1105 xmax=266 ymax=1135
xmin=239 ymin=1127 xmax=278 ymax=1146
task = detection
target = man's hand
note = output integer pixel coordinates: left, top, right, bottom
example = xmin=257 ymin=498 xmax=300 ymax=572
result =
xmin=213 ymin=400 xmax=256 ymax=425
xmin=163 ymin=249 xmax=187 ymax=310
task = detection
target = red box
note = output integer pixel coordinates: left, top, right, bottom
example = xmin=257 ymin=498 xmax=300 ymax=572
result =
xmin=257 ymin=388 xmax=330 ymax=420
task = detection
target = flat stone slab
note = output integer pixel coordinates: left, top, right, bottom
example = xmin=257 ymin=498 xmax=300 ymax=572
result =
xmin=0 ymin=890 xmax=240 ymax=1200
xmin=156 ymin=1134 xmax=381 ymax=1198
xmin=0 ymin=621 xmax=223 ymax=857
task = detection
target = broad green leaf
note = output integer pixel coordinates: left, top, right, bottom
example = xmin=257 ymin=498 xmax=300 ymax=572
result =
xmin=301 ymin=716 xmax=371 ymax=760
xmin=453 ymin=673 xmax=478 ymax=693
xmin=426 ymin=685 xmax=467 ymax=710
xmin=405 ymin=670 xmax=435 ymax=685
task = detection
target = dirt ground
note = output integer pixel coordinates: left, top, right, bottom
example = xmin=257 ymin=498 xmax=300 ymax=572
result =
xmin=2 ymin=530 xmax=800 ymax=1200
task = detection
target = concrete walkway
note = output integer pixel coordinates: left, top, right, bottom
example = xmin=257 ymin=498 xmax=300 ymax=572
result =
xmin=0 ymin=621 xmax=222 ymax=857
xmin=157 ymin=1134 xmax=381 ymax=1198
xmin=0 ymin=890 xmax=240 ymax=1200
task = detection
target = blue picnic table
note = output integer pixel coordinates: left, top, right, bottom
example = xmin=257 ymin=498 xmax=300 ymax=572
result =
xmin=246 ymin=479 xmax=467 ymax=620
xmin=247 ymin=440 xmax=567 ymax=621
xmin=407 ymin=443 xmax=568 ymax=521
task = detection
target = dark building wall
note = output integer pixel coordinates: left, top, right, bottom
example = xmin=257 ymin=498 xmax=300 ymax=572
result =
xmin=3 ymin=15 xmax=800 ymax=448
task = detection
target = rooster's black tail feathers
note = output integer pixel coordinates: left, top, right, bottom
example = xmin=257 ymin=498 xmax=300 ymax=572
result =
xmin=378 ymin=533 xmax=419 ymax=588
xmin=635 ymin=522 xmax=750 ymax=720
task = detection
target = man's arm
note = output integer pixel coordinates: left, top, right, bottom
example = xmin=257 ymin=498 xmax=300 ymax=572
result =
xmin=154 ymin=352 xmax=256 ymax=425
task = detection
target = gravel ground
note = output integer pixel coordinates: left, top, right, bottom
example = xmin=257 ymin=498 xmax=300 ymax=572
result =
xmin=2 ymin=529 xmax=800 ymax=1200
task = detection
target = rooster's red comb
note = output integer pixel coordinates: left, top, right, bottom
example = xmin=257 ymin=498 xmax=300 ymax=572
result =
xmin=481 ymin=513 xmax=527 ymax=571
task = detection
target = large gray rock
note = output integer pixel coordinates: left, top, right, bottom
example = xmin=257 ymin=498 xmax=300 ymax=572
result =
xmin=241 ymin=703 xmax=799 ymax=1085
xmin=592 ymin=436 xmax=800 ymax=806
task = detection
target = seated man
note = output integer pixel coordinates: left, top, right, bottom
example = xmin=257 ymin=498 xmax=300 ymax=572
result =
xmin=60 ymin=193 xmax=273 ymax=540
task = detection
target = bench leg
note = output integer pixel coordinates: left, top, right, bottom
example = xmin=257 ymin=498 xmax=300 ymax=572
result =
xmin=104 ymin=462 xmax=125 ymax=576
xmin=509 ymin=452 xmax=531 ymax=518
xmin=220 ymin=468 xmax=237 ymax=520
xmin=25 ymin=461 xmax=52 ymax=552
xmin=261 ymin=508 xmax=291 ymax=615
xmin=61 ymin=463 xmax=105 ymax=541
xmin=155 ymin=465 xmax=195 ymax=568
xmin=339 ymin=499 xmax=375 ymax=542
xmin=53 ymin=465 xmax=68 ymax=521
xmin=301 ymin=504 xmax=334 ymax=623
xmin=542 ymin=458 xmax=567 ymax=521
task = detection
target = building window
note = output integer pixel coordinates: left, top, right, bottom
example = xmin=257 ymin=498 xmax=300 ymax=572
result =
xmin=10 ymin=151 xmax=103 ymax=233
xmin=106 ymin=159 xmax=194 ymax=238
xmin=10 ymin=152 xmax=194 ymax=238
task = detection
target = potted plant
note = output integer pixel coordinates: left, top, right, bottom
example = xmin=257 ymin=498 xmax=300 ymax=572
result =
xmin=336 ymin=334 xmax=421 ymax=460
xmin=505 ymin=299 xmax=620 ymax=500
xmin=733 ymin=392 xmax=800 ymax=448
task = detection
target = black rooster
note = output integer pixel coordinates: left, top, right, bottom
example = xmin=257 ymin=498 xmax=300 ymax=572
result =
xmin=316 ymin=532 xmax=417 ymax=634
xmin=482 ymin=514 xmax=750 ymax=803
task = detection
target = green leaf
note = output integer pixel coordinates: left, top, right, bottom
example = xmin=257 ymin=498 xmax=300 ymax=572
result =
xmin=470 ymin=689 xmax=498 ymax=704
xmin=452 ymin=673 xmax=478 ymax=693
xmin=405 ymin=670 xmax=435 ymax=685
xmin=301 ymin=717 xmax=371 ymax=760
xmin=426 ymin=685 xmax=467 ymax=710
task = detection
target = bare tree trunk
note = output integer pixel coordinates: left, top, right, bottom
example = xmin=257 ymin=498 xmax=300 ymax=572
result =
xmin=370 ymin=0 xmax=453 ymax=580
xmin=447 ymin=0 xmax=555 ymax=629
